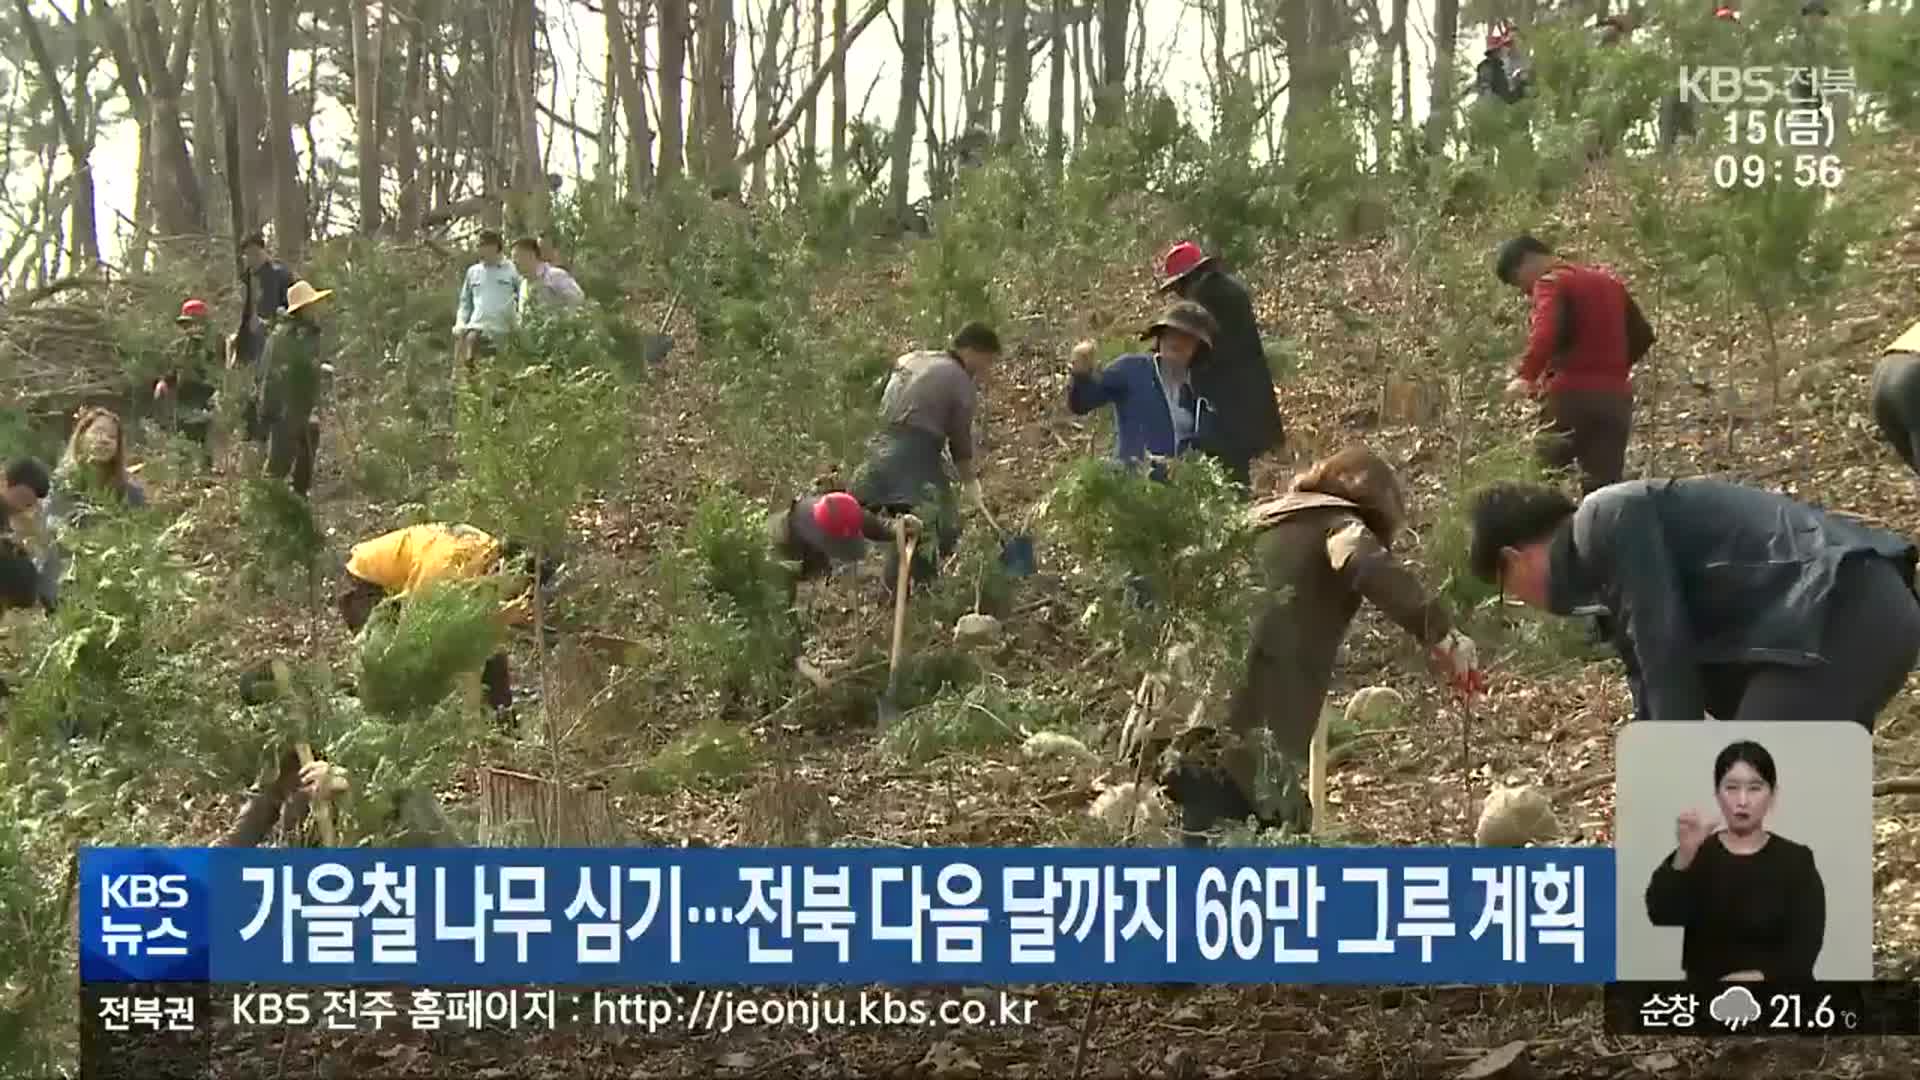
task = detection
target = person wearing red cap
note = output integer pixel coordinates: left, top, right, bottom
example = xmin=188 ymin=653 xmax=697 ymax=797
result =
xmin=767 ymin=493 xmax=920 ymax=682
xmin=1155 ymin=242 xmax=1283 ymax=492
xmin=770 ymin=492 xmax=919 ymax=593
xmin=1475 ymin=23 xmax=1530 ymax=105
xmin=154 ymin=297 xmax=222 ymax=467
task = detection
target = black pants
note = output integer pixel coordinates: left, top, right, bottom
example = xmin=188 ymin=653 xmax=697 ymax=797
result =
xmin=871 ymin=500 xmax=960 ymax=593
xmin=1872 ymin=352 xmax=1920 ymax=479
xmin=1537 ymin=389 xmax=1632 ymax=495
xmin=337 ymin=574 xmax=514 ymax=714
xmin=263 ymin=377 xmax=320 ymax=496
xmin=169 ymin=380 xmax=216 ymax=465
xmin=1699 ymin=554 xmax=1920 ymax=731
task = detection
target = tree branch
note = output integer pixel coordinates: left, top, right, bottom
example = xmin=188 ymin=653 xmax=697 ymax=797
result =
xmin=732 ymin=0 xmax=887 ymax=169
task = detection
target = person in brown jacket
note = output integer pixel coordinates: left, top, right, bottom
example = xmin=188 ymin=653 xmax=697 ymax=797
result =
xmin=1136 ymin=444 xmax=1483 ymax=844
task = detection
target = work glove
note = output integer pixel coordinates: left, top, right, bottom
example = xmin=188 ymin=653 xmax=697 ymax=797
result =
xmin=1430 ymin=629 xmax=1486 ymax=697
xmin=299 ymin=760 xmax=351 ymax=803
xmin=895 ymin=513 xmax=923 ymax=544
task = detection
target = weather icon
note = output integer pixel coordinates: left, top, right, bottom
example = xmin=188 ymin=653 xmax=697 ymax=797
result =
xmin=1709 ymin=986 xmax=1763 ymax=1031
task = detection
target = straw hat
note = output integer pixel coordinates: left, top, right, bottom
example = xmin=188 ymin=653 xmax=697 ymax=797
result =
xmin=1141 ymin=300 xmax=1220 ymax=350
xmin=284 ymin=280 xmax=333 ymax=315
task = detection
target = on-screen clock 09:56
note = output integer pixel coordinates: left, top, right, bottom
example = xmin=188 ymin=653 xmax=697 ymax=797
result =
xmin=1713 ymin=153 xmax=1844 ymax=190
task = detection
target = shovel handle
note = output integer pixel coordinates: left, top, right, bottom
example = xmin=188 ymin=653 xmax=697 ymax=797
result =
xmin=888 ymin=535 xmax=917 ymax=679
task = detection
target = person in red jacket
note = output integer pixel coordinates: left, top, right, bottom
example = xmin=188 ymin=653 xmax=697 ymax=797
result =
xmin=1495 ymin=235 xmax=1655 ymax=494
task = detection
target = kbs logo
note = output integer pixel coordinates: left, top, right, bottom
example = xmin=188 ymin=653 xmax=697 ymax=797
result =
xmin=101 ymin=874 xmax=190 ymax=909
xmin=1677 ymin=67 xmax=1780 ymax=105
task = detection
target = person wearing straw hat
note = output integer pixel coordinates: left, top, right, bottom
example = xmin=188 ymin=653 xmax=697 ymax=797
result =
xmin=1156 ymin=242 xmax=1284 ymax=492
xmin=259 ymin=280 xmax=333 ymax=496
xmin=154 ymin=298 xmax=222 ymax=467
xmin=1067 ymin=301 xmax=1222 ymax=482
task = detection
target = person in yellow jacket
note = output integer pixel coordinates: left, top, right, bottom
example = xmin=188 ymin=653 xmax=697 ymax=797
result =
xmin=336 ymin=523 xmax=551 ymax=719
xmin=1871 ymin=320 xmax=1920 ymax=478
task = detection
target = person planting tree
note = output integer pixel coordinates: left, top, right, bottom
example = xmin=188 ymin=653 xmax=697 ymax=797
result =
xmin=852 ymin=322 xmax=1003 ymax=593
xmin=1467 ymin=478 xmax=1920 ymax=730
xmin=1495 ymin=234 xmax=1655 ymax=495
xmin=337 ymin=522 xmax=555 ymax=725
xmin=1133 ymin=444 xmax=1481 ymax=844
xmin=766 ymin=491 xmax=921 ymax=682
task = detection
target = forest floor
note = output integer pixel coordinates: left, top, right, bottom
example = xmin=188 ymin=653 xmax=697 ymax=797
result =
xmin=79 ymin=137 xmax=1920 ymax=1078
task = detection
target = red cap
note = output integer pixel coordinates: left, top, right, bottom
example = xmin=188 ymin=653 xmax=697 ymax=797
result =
xmin=811 ymin=492 xmax=865 ymax=540
xmin=178 ymin=298 xmax=209 ymax=320
xmin=1487 ymin=28 xmax=1514 ymax=48
xmin=1158 ymin=242 xmax=1211 ymax=290
xmin=1713 ymin=6 xmax=1738 ymax=19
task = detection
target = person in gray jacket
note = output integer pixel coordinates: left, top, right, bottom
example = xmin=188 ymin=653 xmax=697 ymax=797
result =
xmin=1467 ymin=479 xmax=1920 ymax=730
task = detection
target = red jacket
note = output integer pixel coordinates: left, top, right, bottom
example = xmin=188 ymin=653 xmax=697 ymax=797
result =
xmin=1516 ymin=262 xmax=1653 ymax=394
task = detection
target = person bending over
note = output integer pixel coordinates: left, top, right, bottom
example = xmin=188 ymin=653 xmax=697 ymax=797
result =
xmin=1467 ymin=479 xmax=1920 ymax=729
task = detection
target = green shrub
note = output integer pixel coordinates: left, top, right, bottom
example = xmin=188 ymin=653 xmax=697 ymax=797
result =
xmin=355 ymin=579 xmax=505 ymax=720
xmin=629 ymin=719 xmax=758 ymax=795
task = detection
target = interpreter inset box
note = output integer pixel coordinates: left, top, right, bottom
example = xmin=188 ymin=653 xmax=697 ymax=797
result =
xmin=1614 ymin=721 xmax=1873 ymax=982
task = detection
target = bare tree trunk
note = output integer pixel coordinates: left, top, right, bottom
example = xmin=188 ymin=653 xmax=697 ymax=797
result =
xmin=749 ymin=0 xmax=788 ymax=199
xmin=1072 ymin=9 xmax=1086 ymax=148
xmin=349 ymin=0 xmax=381 ymax=231
xmin=260 ymin=0 xmax=307 ymax=261
xmin=1046 ymin=0 xmax=1066 ymax=169
xmin=98 ymin=1 xmax=156 ymax=267
xmin=396 ymin=0 xmax=434 ymax=232
xmin=997 ymin=0 xmax=1030 ymax=151
xmin=1093 ymin=0 xmax=1126 ymax=128
xmin=606 ymin=0 xmax=654 ymax=197
xmin=12 ymin=0 xmax=101 ymax=267
xmin=124 ymin=0 xmax=209 ymax=240
xmin=966 ymin=2 xmax=1001 ymax=134
xmin=658 ymin=0 xmax=688 ymax=180
xmin=509 ymin=0 xmax=547 ymax=230
xmin=193 ymin=0 xmax=223 ymax=231
xmin=801 ymin=0 xmax=822 ymax=188
xmin=697 ymin=0 xmax=736 ymax=189
xmin=830 ymin=0 xmax=846 ymax=180
xmin=227 ymin=0 xmax=267 ymax=234
xmin=888 ymin=0 xmax=929 ymax=225
xmin=1425 ymin=0 xmax=1460 ymax=155
xmin=1394 ymin=0 xmax=1411 ymax=132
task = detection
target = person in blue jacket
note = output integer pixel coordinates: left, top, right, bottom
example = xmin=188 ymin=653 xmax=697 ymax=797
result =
xmin=1067 ymin=301 xmax=1222 ymax=479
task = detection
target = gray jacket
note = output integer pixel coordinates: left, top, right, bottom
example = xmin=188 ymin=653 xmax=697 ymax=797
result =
xmin=1547 ymin=478 xmax=1917 ymax=722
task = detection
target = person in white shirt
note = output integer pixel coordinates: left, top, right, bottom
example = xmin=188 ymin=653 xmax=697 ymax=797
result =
xmin=512 ymin=236 xmax=586 ymax=315
xmin=453 ymin=230 xmax=521 ymax=371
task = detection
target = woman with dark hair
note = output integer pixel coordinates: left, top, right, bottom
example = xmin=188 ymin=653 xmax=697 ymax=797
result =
xmin=1646 ymin=740 xmax=1826 ymax=981
xmin=1134 ymin=444 xmax=1482 ymax=843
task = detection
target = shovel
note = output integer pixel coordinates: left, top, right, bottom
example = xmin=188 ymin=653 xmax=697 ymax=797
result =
xmin=639 ymin=291 xmax=682 ymax=365
xmin=878 ymin=533 xmax=917 ymax=726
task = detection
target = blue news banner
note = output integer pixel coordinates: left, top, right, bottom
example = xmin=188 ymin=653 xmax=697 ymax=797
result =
xmin=81 ymin=847 xmax=1614 ymax=986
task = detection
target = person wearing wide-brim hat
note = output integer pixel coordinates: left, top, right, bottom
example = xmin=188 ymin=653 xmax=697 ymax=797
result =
xmin=1066 ymin=300 xmax=1224 ymax=482
xmin=258 ymin=280 xmax=334 ymax=496
xmin=1153 ymin=242 xmax=1284 ymax=492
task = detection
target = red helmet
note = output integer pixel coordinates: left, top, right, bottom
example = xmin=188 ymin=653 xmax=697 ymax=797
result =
xmin=1713 ymin=6 xmax=1739 ymax=19
xmin=178 ymin=298 xmax=210 ymax=321
xmin=811 ymin=492 xmax=866 ymax=541
xmin=1158 ymin=241 xmax=1212 ymax=290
